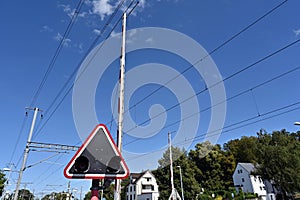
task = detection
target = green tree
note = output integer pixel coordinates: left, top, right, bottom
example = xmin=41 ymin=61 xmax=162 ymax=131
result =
xmin=16 ymin=189 xmax=34 ymax=200
xmin=255 ymin=129 xmax=300 ymax=199
xmin=223 ymin=136 xmax=258 ymax=163
xmin=83 ymin=178 xmax=129 ymax=200
xmin=154 ymin=146 xmax=201 ymax=200
xmin=189 ymin=142 xmax=235 ymax=191
xmin=0 ymin=171 xmax=6 ymax=197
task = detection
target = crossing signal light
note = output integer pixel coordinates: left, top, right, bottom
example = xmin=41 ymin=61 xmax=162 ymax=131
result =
xmin=74 ymin=155 xmax=89 ymax=173
xmin=64 ymin=124 xmax=129 ymax=179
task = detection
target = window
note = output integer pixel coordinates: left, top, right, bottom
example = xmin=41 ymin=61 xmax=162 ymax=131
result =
xmin=145 ymin=177 xmax=151 ymax=181
xmin=130 ymin=186 xmax=132 ymax=192
xmin=142 ymin=185 xmax=146 ymax=189
xmin=151 ymin=185 xmax=154 ymax=191
xmin=242 ymin=178 xmax=245 ymax=182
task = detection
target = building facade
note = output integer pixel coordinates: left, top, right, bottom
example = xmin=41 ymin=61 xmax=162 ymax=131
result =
xmin=126 ymin=170 xmax=159 ymax=200
xmin=232 ymin=163 xmax=276 ymax=200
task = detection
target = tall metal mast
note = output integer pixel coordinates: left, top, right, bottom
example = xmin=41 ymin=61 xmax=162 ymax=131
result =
xmin=169 ymin=132 xmax=175 ymax=192
xmin=168 ymin=132 xmax=181 ymax=200
xmin=114 ymin=12 xmax=127 ymax=200
xmin=14 ymin=108 xmax=41 ymax=200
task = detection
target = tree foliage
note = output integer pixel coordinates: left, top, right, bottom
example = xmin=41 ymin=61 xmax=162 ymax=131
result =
xmin=189 ymin=142 xmax=235 ymax=191
xmin=255 ymin=129 xmax=300 ymax=198
xmin=154 ymin=147 xmax=201 ymax=199
xmin=223 ymin=136 xmax=258 ymax=163
xmin=42 ymin=192 xmax=69 ymax=200
xmin=16 ymin=189 xmax=34 ymax=200
xmin=154 ymin=129 xmax=300 ymax=199
xmin=0 ymin=171 xmax=6 ymax=197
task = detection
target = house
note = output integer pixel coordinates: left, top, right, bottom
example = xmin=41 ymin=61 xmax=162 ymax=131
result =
xmin=232 ymin=163 xmax=276 ymax=200
xmin=125 ymin=170 xmax=160 ymax=200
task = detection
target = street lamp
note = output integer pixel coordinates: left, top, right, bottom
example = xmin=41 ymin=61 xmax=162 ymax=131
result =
xmin=177 ymin=166 xmax=184 ymax=200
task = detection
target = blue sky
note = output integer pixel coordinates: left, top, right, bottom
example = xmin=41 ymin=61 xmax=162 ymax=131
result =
xmin=1 ymin=0 xmax=300 ymax=198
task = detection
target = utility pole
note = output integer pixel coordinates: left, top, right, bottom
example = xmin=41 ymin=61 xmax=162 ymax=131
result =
xmin=114 ymin=12 xmax=127 ymax=200
xmin=14 ymin=108 xmax=42 ymax=200
xmin=169 ymin=132 xmax=175 ymax=194
xmin=168 ymin=132 xmax=181 ymax=200
xmin=67 ymin=181 xmax=71 ymax=200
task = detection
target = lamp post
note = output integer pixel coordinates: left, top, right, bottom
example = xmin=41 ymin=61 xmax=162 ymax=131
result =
xmin=177 ymin=166 xmax=184 ymax=200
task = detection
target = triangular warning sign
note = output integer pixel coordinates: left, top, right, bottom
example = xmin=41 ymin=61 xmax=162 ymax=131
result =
xmin=64 ymin=124 xmax=129 ymax=179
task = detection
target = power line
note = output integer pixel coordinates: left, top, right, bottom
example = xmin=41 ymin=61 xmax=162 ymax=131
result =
xmin=126 ymin=100 xmax=300 ymax=162
xmin=123 ymin=65 xmax=300 ymax=147
xmin=29 ymin=0 xmax=85 ymax=108
xmin=122 ymin=0 xmax=288 ymax=115
xmin=9 ymin=111 xmax=28 ymax=165
xmin=33 ymin=0 xmax=286 ymax=139
xmin=32 ymin=0 xmax=137 ymax=139
xmin=17 ymin=0 xmax=290 ymax=189
xmin=123 ymin=37 xmax=300 ymax=134
xmin=26 ymin=2 xmax=139 ymax=189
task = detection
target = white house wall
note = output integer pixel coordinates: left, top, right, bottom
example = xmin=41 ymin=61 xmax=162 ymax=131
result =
xmin=233 ymin=164 xmax=254 ymax=193
xmin=232 ymin=163 xmax=275 ymax=200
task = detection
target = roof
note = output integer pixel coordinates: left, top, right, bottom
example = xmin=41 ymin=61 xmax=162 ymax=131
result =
xmin=238 ymin=162 xmax=255 ymax=173
xmin=127 ymin=170 xmax=156 ymax=185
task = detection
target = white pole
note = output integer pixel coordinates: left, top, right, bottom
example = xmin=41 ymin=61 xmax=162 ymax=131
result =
xmin=114 ymin=12 xmax=127 ymax=200
xmin=13 ymin=108 xmax=40 ymax=200
xmin=168 ymin=132 xmax=175 ymax=199
xmin=178 ymin=166 xmax=184 ymax=200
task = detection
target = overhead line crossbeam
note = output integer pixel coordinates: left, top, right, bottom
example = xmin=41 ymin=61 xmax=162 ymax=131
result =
xmin=29 ymin=142 xmax=79 ymax=152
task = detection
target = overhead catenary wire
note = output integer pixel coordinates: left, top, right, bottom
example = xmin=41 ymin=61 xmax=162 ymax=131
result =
xmin=30 ymin=5 xmax=139 ymax=186
xmin=33 ymin=0 xmax=284 ymax=139
xmin=15 ymin=0 xmax=292 ymax=194
xmin=32 ymin=0 xmax=138 ymax=139
xmin=122 ymin=0 xmax=289 ymax=115
xmin=125 ymin=99 xmax=300 ymax=162
xmin=29 ymin=0 xmax=85 ymax=108
xmin=123 ymin=37 xmax=300 ymax=134
xmin=8 ymin=112 xmax=28 ymax=165
xmin=123 ymin=65 xmax=300 ymax=147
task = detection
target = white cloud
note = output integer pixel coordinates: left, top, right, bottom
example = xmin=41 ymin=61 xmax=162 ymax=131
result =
xmin=59 ymin=4 xmax=87 ymax=19
xmin=92 ymin=0 xmax=114 ymax=20
xmin=93 ymin=29 xmax=102 ymax=35
xmin=40 ymin=25 xmax=53 ymax=32
xmin=294 ymin=29 xmax=300 ymax=37
xmin=53 ymin=32 xmax=72 ymax=47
